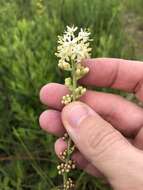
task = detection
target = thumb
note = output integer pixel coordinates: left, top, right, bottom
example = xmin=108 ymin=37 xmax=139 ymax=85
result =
xmin=61 ymin=101 xmax=137 ymax=181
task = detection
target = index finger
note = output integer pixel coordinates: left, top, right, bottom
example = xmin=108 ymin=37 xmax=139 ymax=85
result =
xmin=81 ymin=58 xmax=143 ymax=101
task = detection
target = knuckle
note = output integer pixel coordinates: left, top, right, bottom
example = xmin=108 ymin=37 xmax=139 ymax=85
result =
xmin=85 ymin=123 xmax=123 ymax=160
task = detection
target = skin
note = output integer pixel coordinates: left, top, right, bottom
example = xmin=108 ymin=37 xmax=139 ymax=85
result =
xmin=39 ymin=58 xmax=143 ymax=190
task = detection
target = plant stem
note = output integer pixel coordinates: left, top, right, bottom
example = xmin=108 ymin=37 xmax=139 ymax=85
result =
xmin=63 ymin=60 xmax=77 ymax=189
xmin=72 ymin=60 xmax=77 ymax=101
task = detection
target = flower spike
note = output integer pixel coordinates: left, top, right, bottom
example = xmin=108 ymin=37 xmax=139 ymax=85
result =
xmin=55 ymin=26 xmax=92 ymax=190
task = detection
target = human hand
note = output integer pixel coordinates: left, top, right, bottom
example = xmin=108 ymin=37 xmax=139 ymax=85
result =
xmin=39 ymin=58 xmax=143 ymax=190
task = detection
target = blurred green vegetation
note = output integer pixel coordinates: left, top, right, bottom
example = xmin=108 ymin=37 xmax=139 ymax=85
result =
xmin=124 ymin=0 xmax=143 ymax=16
xmin=0 ymin=0 xmax=141 ymax=189
xmin=123 ymin=0 xmax=143 ymax=60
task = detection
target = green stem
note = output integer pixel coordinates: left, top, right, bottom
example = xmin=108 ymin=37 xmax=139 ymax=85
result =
xmin=72 ymin=60 xmax=77 ymax=101
xmin=63 ymin=60 xmax=77 ymax=189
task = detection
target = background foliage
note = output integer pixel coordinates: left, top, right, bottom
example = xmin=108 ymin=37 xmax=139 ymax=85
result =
xmin=0 ymin=0 xmax=142 ymax=189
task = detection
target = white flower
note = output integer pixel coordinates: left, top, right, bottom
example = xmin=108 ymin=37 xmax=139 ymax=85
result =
xmin=55 ymin=26 xmax=92 ymax=68
xmin=78 ymin=28 xmax=91 ymax=42
xmin=64 ymin=26 xmax=78 ymax=36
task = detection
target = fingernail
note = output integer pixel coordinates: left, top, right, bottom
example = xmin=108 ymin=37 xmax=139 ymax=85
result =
xmin=64 ymin=103 xmax=94 ymax=128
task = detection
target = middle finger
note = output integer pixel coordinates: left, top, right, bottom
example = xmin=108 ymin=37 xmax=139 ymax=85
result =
xmin=40 ymin=83 xmax=143 ymax=137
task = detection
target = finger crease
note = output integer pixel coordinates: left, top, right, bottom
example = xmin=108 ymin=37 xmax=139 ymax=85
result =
xmin=108 ymin=60 xmax=120 ymax=88
xmin=133 ymin=78 xmax=143 ymax=95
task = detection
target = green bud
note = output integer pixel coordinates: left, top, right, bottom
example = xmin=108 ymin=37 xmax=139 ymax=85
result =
xmin=65 ymin=78 xmax=73 ymax=91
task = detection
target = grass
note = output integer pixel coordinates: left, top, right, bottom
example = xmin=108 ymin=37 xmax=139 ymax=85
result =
xmin=123 ymin=0 xmax=143 ymax=60
xmin=0 ymin=0 xmax=141 ymax=189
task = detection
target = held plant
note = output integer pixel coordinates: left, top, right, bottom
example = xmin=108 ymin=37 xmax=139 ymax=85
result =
xmin=55 ymin=26 xmax=92 ymax=190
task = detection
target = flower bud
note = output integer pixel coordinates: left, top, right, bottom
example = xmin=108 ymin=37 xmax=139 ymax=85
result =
xmin=58 ymin=61 xmax=71 ymax=71
xmin=84 ymin=67 xmax=89 ymax=74
xmin=65 ymin=78 xmax=72 ymax=90
xmin=63 ymin=62 xmax=71 ymax=70
xmin=76 ymin=69 xmax=81 ymax=75
xmin=81 ymin=87 xmax=86 ymax=94
xmin=61 ymin=94 xmax=72 ymax=105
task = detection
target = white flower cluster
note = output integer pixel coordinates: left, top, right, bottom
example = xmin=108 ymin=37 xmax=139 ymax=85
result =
xmin=55 ymin=26 xmax=92 ymax=105
xmin=55 ymin=26 xmax=92 ymax=69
